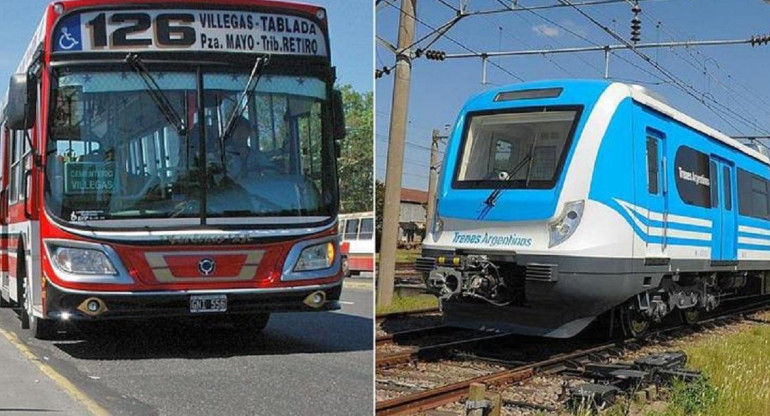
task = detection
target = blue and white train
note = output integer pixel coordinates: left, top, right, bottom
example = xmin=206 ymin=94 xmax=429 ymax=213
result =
xmin=416 ymin=79 xmax=770 ymax=338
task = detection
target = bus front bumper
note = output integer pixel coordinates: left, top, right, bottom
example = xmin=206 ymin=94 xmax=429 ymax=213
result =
xmin=43 ymin=280 xmax=342 ymax=321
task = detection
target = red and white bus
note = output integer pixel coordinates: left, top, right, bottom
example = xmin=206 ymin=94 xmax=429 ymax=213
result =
xmin=0 ymin=0 xmax=347 ymax=339
xmin=339 ymin=212 xmax=374 ymax=276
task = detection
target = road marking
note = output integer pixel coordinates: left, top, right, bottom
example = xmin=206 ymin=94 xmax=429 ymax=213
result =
xmin=0 ymin=328 xmax=110 ymax=416
xmin=338 ymin=301 xmax=355 ymax=305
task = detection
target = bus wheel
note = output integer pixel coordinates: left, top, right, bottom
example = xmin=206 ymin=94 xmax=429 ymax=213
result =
xmin=20 ymin=275 xmax=57 ymax=340
xmin=231 ymin=313 xmax=270 ymax=333
xmin=0 ymin=291 xmax=11 ymax=308
xmin=341 ymin=257 xmax=350 ymax=278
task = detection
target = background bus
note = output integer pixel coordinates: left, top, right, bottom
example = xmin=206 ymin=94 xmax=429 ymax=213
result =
xmin=339 ymin=212 xmax=374 ymax=276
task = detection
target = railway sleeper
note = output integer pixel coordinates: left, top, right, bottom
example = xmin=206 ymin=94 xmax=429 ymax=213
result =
xmin=565 ymin=351 xmax=700 ymax=413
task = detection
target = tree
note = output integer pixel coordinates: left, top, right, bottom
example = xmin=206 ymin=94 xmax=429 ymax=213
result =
xmin=337 ymin=85 xmax=373 ymax=213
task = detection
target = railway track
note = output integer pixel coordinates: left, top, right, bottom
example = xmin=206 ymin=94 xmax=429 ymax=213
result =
xmin=375 ymin=297 xmax=770 ymax=415
xmin=377 ymin=331 xmax=519 ymax=368
xmin=375 ymin=307 xmax=440 ymax=325
xmin=376 ymin=325 xmax=450 ymax=347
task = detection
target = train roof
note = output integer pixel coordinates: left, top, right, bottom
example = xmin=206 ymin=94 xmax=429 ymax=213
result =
xmin=472 ymin=79 xmax=770 ymax=166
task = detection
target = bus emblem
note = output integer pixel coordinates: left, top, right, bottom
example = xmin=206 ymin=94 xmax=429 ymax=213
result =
xmin=198 ymin=258 xmax=216 ymax=276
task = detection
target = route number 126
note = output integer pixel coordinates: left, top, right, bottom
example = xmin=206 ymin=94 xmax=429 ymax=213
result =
xmin=87 ymin=12 xmax=196 ymax=48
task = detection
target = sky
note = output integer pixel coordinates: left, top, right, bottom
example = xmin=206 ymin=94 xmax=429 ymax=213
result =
xmin=0 ymin=0 xmax=373 ymax=95
xmin=376 ymin=0 xmax=770 ymax=190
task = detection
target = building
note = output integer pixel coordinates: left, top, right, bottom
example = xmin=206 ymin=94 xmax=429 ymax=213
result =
xmin=399 ymin=188 xmax=428 ymax=247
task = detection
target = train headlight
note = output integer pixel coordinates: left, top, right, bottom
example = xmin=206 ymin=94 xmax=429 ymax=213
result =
xmin=50 ymin=245 xmax=117 ymax=275
xmin=294 ymin=241 xmax=336 ymax=272
xmin=548 ymin=200 xmax=585 ymax=248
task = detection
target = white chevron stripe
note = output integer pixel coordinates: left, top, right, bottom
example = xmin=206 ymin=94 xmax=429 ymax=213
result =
xmin=614 ymin=199 xmax=711 ymax=241
xmin=738 ymin=225 xmax=770 ymax=237
xmin=738 ymin=236 xmax=770 ymax=246
xmin=614 ymin=199 xmax=712 ymax=227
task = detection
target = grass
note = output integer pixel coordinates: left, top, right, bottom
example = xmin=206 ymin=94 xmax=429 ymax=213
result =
xmin=375 ymin=293 xmax=438 ymax=316
xmin=395 ymin=248 xmax=421 ymax=264
xmin=375 ymin=248 xmax=422 ymax=264
xmin=646 ymin=311 xmax=770 ymax=416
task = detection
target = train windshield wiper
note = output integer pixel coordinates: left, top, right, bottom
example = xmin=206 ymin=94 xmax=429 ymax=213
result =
xmin=483 ymin=153 xmax=532 ymax=208
xmin=125 ymin=53 xmax=186 ymax=135
xmin=483 ymin=130 xmax=541 ymax=208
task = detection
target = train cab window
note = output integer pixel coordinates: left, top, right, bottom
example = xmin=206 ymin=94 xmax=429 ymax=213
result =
xmin=454 ymin=108 xmax=581 ymax=189
xmin=344 ymin=218 xmax=359 ymax=240
xmin=738 ymin=168 xmax=770 ymax=219
xmin=359 ymin=217 xmax=374 ymax=240
xmin=646 ymin=137 xmax=659 ymax=194
xmin=723 ymin=166 xmax=732 ymax=211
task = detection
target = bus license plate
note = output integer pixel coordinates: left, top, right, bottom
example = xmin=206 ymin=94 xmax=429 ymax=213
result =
xmin=190 ymin=295 xmax=227 ymax=313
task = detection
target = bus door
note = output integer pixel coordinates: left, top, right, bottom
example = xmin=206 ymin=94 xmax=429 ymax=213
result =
xmin=710 ymin=157 xmax=737 ymax=261
xmin=645 ymin=130 xmax=668 ymax=256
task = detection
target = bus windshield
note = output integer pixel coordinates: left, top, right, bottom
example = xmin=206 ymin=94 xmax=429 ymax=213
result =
xmin=46 ymin=68 xmax=336 ymax=223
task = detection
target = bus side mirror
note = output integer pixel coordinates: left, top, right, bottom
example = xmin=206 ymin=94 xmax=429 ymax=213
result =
xmin=6 ymin=73 xmax=36 ymax=130
xmin=332 ymin=89 xmax=346 ymax=141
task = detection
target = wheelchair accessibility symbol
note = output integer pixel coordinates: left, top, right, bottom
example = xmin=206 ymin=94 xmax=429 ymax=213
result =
xmin=58 ymin=27 xmax=80 ymax=50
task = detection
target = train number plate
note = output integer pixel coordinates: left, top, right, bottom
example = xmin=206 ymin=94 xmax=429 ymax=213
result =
xmin=190 ymin=295 xmax=227 ymax=313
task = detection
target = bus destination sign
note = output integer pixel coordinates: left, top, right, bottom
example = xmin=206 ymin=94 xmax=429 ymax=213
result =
xmin=52 ymin=9 xmax=328 ymax=57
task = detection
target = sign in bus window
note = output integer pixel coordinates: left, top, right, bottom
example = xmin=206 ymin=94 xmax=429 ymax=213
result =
xmin=64 ymin=162 xmax=116 ymax=194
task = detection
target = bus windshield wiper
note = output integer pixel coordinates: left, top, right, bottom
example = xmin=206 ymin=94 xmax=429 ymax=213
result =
xmin=219 ymin=56 xmax=270 ymax=144
xmin=125 ymin=53 xmax=186 ymax=135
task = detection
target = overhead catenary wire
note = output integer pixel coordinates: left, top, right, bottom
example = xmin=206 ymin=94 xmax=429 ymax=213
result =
xmin=557 ymin=0 xmax=770 ymax=137
xmin=379 ymin=0 xmax=525 ymax=81
xmin=633 ymin=8 xmax=770 ymax=134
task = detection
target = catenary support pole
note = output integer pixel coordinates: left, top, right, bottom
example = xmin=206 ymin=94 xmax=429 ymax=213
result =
xmin=378 ymin=0 xmax=417 ymax=307
xmin=425 ymin=129 xmax=441 ymax=235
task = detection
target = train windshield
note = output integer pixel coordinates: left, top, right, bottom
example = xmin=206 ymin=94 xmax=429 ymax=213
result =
xmin=454 ymin=108 xmax=580 ymax=189
xmin=46 ymin=67 xmax=336 ymax=223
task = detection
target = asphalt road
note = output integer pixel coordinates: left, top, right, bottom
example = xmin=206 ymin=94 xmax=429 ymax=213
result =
xmin=0 ymin=282 xmax=373 ymax=415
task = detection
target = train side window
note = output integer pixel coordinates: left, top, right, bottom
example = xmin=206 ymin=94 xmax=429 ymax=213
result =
xmin=646 ymin=137 xmax=659 ymax=194
xmin=709 ymin=161 xmax=718 ymax=208
xmin=751 ymin=177 xmax=770 ymax=218
xmin=723 ymin=166 xmax=732 ymax=211
xmin=738 ymin=168 xmax=770 ymax=219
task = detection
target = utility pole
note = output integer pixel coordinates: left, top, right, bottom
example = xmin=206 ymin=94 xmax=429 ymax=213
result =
xmin=425 ymin=129 xmax=446 ymax=232
xmin=378 ymin=0 xmax=417 ymax=307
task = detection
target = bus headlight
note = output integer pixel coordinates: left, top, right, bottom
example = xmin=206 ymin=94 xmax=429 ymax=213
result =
xmin=294 ymin=241 xmax=335 ymax=272
xmin=548 ymin=200 xmax=584 ymax=248
xmin=51 ymin=245 xmax=117 ymax=275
